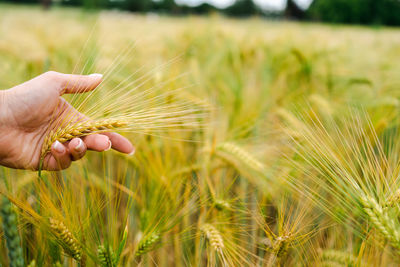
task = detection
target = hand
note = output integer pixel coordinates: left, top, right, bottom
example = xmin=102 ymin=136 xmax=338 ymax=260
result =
xmin=0 ymin=71 xmax=135 ymax=171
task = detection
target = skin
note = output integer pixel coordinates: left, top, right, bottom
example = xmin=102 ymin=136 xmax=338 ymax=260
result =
xmin=0 ymin=71 xmax=135 ymax=171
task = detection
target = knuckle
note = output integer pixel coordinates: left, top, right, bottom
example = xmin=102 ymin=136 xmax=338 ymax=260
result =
xmin=43 ymin=71 xmax=59 ymax=79
xmin=43 ymin=71 xmax=64 ymax=88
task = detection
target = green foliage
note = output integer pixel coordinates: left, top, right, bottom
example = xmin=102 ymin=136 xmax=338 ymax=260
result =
xmin=308 ymin=0 xmax=400 ymax=26
xmin=1 ymin=197 xmax=24 ymax=267
xmin=224 ymin=0 xmax=259 ymax=17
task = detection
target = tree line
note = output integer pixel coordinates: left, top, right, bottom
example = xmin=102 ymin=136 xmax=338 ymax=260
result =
xmin=2 ymin=0 xmax=400 ymax=26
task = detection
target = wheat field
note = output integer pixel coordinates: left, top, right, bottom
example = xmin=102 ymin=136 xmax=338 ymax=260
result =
xmin=1 ymin=4 xmax=400 ymax=266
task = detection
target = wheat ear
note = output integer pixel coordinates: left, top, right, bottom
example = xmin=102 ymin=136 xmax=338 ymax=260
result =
xmin=320 ymin=249 xmax=357 ymax=266
xmin=49 ymin=218 xmax=82 ymax=261
xmin=135 ymin=231 xmax=161 ymax=257
xmin=0 ymin=197 xmax=25 ymax=267
xmin=201 ymin=224 xmax=224 ymax=252
xmin=98 ymin=245 xmax=115 ymax=267
xmin=41 ymin=118 xmax=128 ymax=157
xmin=360 ymin=194 xmax=400 ymax=250
xmin=216 ymin=142 xmax=265 ymax=173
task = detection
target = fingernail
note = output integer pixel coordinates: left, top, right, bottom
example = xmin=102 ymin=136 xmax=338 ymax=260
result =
xmin=128 ymin=148 xmax=135 ymax=156
xmin=89 ymin=73 xmax=103 ymax=79
xmin=105 ymin=140 xmax=112 ymax=151
xmin=74 ymin=139 xmax=84 ymax=153
xmin=53 ymin=141 xmax=65 ymax=154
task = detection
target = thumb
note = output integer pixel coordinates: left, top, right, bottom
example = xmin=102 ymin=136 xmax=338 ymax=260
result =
xmin=51 ymin=72 xmax=103 ymax=95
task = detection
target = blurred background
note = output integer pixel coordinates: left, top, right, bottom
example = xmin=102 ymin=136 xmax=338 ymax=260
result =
xmin=1 ymin=0 xmax=400 ymax=26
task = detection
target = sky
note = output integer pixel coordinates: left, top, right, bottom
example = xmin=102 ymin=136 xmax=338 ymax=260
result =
xmin=175 ymin=0 xmax=313 ymax=10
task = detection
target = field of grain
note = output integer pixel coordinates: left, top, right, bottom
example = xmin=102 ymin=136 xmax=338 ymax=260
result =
xmin=1 ymin=5 xmax=400 ymax=266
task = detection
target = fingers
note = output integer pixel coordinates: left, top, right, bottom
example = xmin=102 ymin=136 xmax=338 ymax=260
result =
xmin=69 ymin=138 xmax=87 ymax=161
xmin=102 ymin=132 xmax=135 ymax=155
xmin=43 ymin=133 xmax=133 ymax=171
xmin=45 ymin=141 xmax=72 ymax=171
xmin=82 ymin=134 xmax=112 ymax=152
xmin=83 ymin=133 xmax=134 ymax=155
xmin=60 ymin=73 xmax=103 ymax=95
xmin=41 ymin=71 xmax=103 ymax=95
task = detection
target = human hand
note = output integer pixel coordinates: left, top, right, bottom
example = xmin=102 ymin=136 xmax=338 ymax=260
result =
xmin=0 ymin=71 xmax=135 ymax=171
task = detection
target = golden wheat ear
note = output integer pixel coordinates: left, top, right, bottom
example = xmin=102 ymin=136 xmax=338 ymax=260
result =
xmin=201 ymin=223 xmax=224 ymax=252
xmin=41 ymin=118 xmax=128 ymax=157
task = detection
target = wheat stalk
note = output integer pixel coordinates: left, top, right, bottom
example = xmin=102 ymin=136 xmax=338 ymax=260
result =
xmin=41 ymin=118 xmax=128 ymax=157
xmin=201 ymin=223 xmax=224 ymax=252
xmin=135 ymin=231 xmax=161 ymax=257
xmin=49 ymin=218 xmax=82 ymax=261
